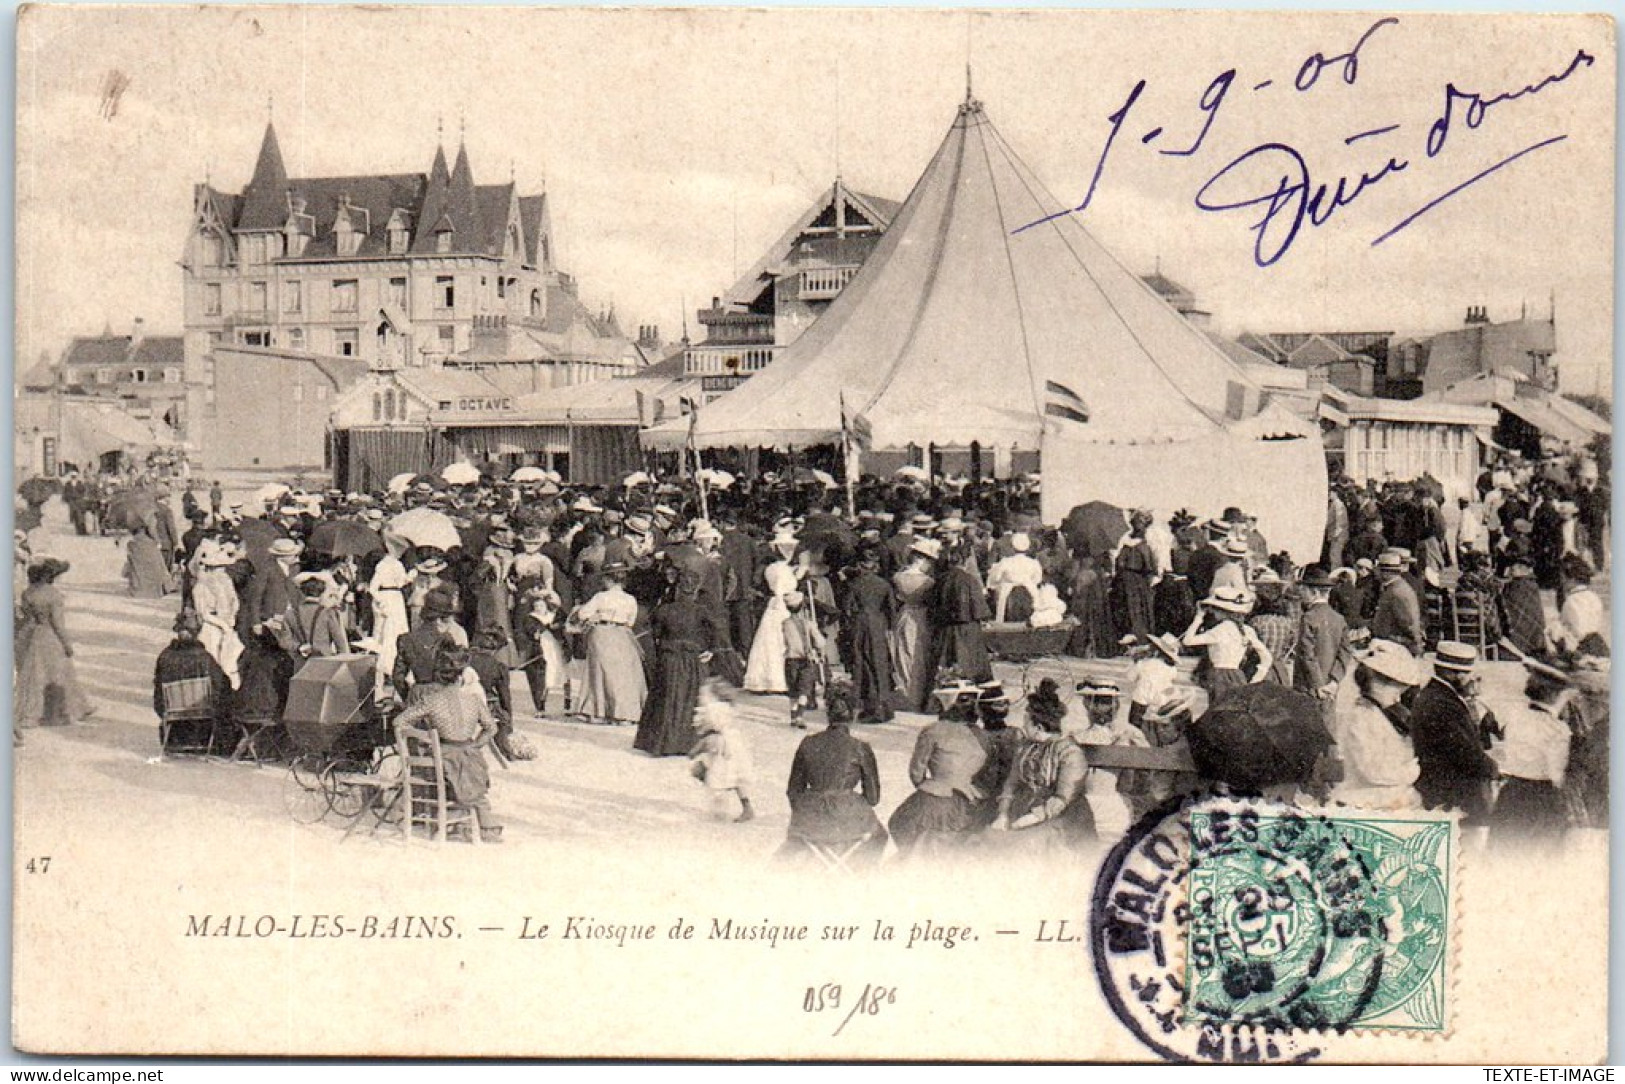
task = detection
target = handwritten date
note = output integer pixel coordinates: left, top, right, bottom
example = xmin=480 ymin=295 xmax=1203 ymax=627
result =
xmin=804 ymin=982 xmax=898 ymax=1037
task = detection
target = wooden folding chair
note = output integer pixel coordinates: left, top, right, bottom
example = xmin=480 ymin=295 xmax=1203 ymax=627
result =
xmin=159 ymin=675 xmax=220 ymax=756
xmin=394 ymin=721 xmax=481 ymax=844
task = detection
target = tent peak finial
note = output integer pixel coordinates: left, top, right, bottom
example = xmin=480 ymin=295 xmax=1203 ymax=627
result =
xmin=960 ymin=65 xmax=983 ymax=116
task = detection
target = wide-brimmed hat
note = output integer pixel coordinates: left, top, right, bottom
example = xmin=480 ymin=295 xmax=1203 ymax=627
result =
xmin=520 ymin=527 xmax=546 ymax=545
xmin=909 ymin=537 xmax=943 ymax=561
xmin=1149 ymin=632 xmax=1183 ymax=663
xmin=1357 ymin=639 xmax=1421 ymax=686
xmin=909 ymin=513 xmax=937 ymax=531
xmin=1008 ymin=532 xmax=1031 ymax=553
xmin=1299 ymin=566 xmax=1334 ymax=589
xmin=571 ymin=498 xmax=603 ymax=514
xmin=268 ymin=538 xmax=303 ymax=558
xmin=931 ymin=679 xmax=982 ymax=713
xmin=1219 ymin=536 xmax=1250 ymax=559
xmin=1251 ymin=566 xmax=1281 ymax=586
xmin=1433 ymin=640 xmax=1479 ymax=672
xmin=937 ymin=516 xmax=966 ymax=534
xmin=624 ymin=514 xmax=653 ymax=537
xmin=1201 ymin=586 xmax=1254 ymax=614
xmin=487 ymin=529 xmax=516 ymax=551
xmin=1376 ymin=551 xmax=1407 ymax=572
xmin=652 ymin=504 xmax=677 ymax=521
xmin=977 ymin=681 xmax=1010 ymax=706
xmin=691 ymin=520 xmax=721 ymax=542
xmin=420 ymin=592 xmax=457 ymax=620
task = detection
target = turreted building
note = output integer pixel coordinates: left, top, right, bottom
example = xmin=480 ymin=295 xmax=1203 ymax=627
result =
xmin=181 ymin=122 xmax=613 ymax=448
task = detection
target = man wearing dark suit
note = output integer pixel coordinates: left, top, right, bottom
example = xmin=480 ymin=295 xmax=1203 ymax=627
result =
xmin=1185 ymin=525 xmax=1227 ymax=602
xmin=1410 ymin=641 xmax=1500 ymax=821
xmin=1370 ymin=551 xmax=1423 ymax=655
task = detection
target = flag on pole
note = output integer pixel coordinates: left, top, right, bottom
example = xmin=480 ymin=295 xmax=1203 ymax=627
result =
xmin=1043 ymin=379 xmax=1090 ymax=424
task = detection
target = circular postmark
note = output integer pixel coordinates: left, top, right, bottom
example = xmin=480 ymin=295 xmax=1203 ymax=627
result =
xmin=1090 ymin=792 xmax=1398 ymax=1063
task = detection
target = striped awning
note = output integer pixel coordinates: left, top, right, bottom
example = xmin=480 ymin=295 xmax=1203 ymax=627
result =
xmin=445 ymin=425 xmax=569 ymax=456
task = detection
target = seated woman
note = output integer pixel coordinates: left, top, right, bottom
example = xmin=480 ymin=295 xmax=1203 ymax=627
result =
xmin=888 ymin=680 xmax=990 ymax=858
xmin=781 ymin=680 xmax=887 ymax=866
xmin=1329 ymin=638 xmax=1422 ymax=810
xmin=392 ymin=645 xmax=504 ymax=842
xmin=153 ymin=609 xmax=232 ymax=755
xmin=987 ymin=532 xmax=1045 ymax=623
xmin=990 ymin=680 xmax=1097 ymax=850
xmin=1074 ymin=678 xmax=1149 ymax=836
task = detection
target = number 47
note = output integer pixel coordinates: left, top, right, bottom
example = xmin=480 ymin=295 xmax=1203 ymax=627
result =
xmin=25 ymin=857 xmax=50 ymax=873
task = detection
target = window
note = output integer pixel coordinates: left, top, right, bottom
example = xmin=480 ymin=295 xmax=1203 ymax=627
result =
xmin=96 ymin=368 xmax=112 ymax=384
xmin=315 ymin=385 xmax=327 ymax=401
xmin=207 ymin=331 xmax=223 ymax=352
xmin=435 ymin=276 xmax=455 ymax=310
xmin=529 ymin=289 xmax=543 ymax=318
xmin=372 ymin=393 xmax=383 ymax=422
xmin=336 ymin=227 xmax=361 ymax=258
xmin=203 ymin=283 xmax=222 ymax=316
xmin=286 ymin=228 xmax=308 ymax=258
xmin=438 ymin=325 xmax=456 ymax=351
xmin=334 ymin=328 xmax=359 ymax=357
xmin=198 ymin=234 xmax=223 ymax=267
xmin=248 ymin=281 xmax=268 ymax=314
xmin=389 ymin=227 xmax=409 ymax=255
xmin=387 ymin=277 xmax=407 ymax=309
xmin=292 ymin=384 xmax=304 ymax=402
xmin=240 ymin=235 xmax=260 ymax=265
xmin=287 ymin=328 xmax=305 ymax=350
xmin=242 ymin=329 xmax=270 ymax=348
xmin=131 ymin=368 xmax=147 ymax=383
xmin=163 ymin=368 xmax=181 ymax=384
xmin=332 ymin=279 xmax=358 ymax=313
xmin=497 ymin=276 xmax=507 ymax=300
xmin=283 ymin=281 xmax=302 ymax=313
xmin=436 ymin=230 xmax=452 ymax=254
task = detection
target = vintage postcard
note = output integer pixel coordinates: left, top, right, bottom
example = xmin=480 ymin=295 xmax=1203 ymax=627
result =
xmin=11 ymin=6 xmax=1614 ymax=1063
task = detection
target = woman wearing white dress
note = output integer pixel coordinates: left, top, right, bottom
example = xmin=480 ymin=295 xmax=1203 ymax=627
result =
xmin=368 ymin=533 xmax=413 ymax=691
xmin=1075 ymin=679 xmax=1149 ymax=837
xmin=743 ymin=531 xmax=802 ymax=694
xmin=570 ymin=565 xmax=647 ymax=724
xmin=1329 ymin=639 xmax=1422 ymax=810
xmin=191 ymin=543 xmax=244 ymax=688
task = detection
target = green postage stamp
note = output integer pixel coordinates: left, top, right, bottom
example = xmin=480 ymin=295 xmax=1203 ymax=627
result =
xmin=1184 ymin=807 xmax=1453 ymax=1033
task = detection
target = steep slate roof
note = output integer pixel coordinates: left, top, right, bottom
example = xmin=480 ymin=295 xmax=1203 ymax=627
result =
xmin=238 ymin=123 xmax=291 ymax=230
xmin=656 ymin=98 xmax=1287 ymax=452
xmin=719 ymin=178 xmax=901 ymax=308
xmin=518 ymin=194 xmax=551 ymax=270
xmin=62 ymin=335 xmax=186 ymax=371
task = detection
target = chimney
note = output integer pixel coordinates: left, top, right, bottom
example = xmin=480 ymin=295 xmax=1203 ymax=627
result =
xmin=131 ymin=317 xmax=146 ymax=346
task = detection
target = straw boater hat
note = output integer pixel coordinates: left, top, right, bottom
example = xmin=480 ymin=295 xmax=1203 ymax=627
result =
xmin=909 ymin=537 xmax=943 ymax=561
xmin=416 ymin=554 xmax=448 ymax=574
xmin=909 ymin=513 xmax=938 ymax=532
xmin=931 ymin=679 xmax=982 ymax=713
xmin=1432 ymin=640 xmax=1479 ymax=673
xmin=268 ymin=538 xmax=303 ymax=559
xmin=623 ymin=514 xmax=652 ymax=538
xmin=691 ymin=520 xmax=721 ymax=543
xmin=1201 ymin=585 xmax=1254 ymax=615
xmin=1076 ymin=677 xmax=1122 ymax=702
xmin=1219 ymin=536 xmax=1250 ymax=559
xmin=1357 ymin=639 xmax=1421 ymax=686
xmin=520 ymin=527 xmax=546 ymax=546
xmin=1376 ymin=551 xmax=1407 ymax=572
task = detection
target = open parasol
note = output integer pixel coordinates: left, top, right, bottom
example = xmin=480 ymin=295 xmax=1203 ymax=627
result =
xmin=510 ymin=466 xmax=548 ymax=483
xmin=696 ymin=468 xmax=735 ymax=490
xmin=1061 ymin=501 xmax=1129 ymax=560
xmin=621 ymin=470 xmax=653 ymax=488
xmin=893 ymin=465 xmax=930 ymax=483
xmin=386 ymin=472 xmax=417 ymax=495
xmin=441 ymin=462 xmax=481 ymax=486
xmin=308 ymin=520 xmax=384 ymax=558
xmin=252 ymin=482 xmax=290 ymax=507
xmin=1185 ymin=683 xmax=1334 ymax=790
xmin=101 ymin=489 xmax=159 ymax=531
xmin=388 ymin=506 xmax=461 ymax=550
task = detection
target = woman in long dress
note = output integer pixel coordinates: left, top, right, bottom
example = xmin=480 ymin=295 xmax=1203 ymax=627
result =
xmin=571 ymin=565 xmax=647 ymax=724
xmin=1110 ymin=512 xmax=1157 ymax=642
xmin=743 ymin=532 xmax=801 ymax=694
xmin=933 ymin=540 xmax=993 ymax=684
xmin=890 ymin=540 xmax=939 ymax=713
xmin=989 ymin=687 xmax=1097 ymax=851
xmin=368 ymin=533 xmax=412 ymax=691
xmin=15 ymin=558 xmax=94 ymax=729
xmin=635 ymin=568 xmax=721 ymax=757
xmin=123 ymin=523 xmax=172 ymax=598
xmin=192 ymin=543 xmax=244 ymax=688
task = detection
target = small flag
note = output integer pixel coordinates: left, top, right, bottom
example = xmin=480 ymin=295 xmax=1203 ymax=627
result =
xmin=839 ymin=392 xmax=874 ymax=452
xmin=1044 ymin=380 xmax=1090 ymax=424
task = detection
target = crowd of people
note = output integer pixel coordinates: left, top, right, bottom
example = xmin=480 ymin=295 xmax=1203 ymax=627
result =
xmin=11 ymin=444 xmax=1612 ymax=856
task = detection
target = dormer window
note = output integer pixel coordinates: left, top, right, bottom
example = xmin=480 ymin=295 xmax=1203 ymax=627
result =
xmin=334 ymin=200 xmax=367 ymax=258
xmin=386 ymin=209 xmax=412 ymax=255
xmin=436 ymin=230 xmax=453 ymax=254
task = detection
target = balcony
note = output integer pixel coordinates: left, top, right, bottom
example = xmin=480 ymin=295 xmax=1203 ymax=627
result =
xmin=696 ymin=307 xmax=774 ymax=345
xmin=797 ymin=265 xmax=858 ymax=301
xmin=684 ymin=344 xmax=776 ymax=378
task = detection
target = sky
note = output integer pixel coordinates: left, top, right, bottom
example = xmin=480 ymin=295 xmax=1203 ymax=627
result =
xmin=15 ymin=7 xmax=1615 ymax=396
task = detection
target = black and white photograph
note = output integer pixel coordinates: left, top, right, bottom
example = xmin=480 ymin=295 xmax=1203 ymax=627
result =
xmin=10 ymin=6 xmax=1615 ymax=1063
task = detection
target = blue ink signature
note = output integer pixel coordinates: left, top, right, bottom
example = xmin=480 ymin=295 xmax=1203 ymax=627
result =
xmin=1013 ymin=18 xmax=1597 ymax=267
